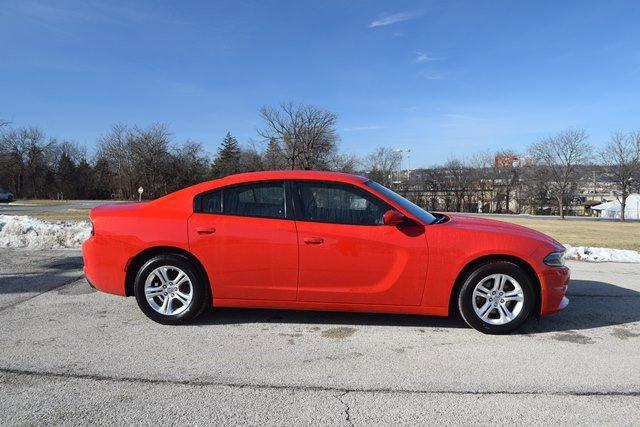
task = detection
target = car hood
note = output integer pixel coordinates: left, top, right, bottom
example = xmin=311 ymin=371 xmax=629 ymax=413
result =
xmin=443 ymin=214 xmax=564 ymax=250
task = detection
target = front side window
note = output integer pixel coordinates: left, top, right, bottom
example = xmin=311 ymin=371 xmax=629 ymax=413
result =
xmin=296 ymin=182 xmax=388 ymax=225
xmin=365 ymin=180 xmax=437 ymax=224
xmin=223 ymin=182 xmax=285 ymax=219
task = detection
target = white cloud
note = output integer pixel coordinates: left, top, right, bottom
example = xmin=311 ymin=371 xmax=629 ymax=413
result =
xmin=414 ymin=52 xmax=430 ymax=63
xmin=414 ymin=51 xmax=445 ymax=63
xmin=369 ymin=11 xmax=420 ymax=28
xmin=342 ymin=125 xmax=383 ymax=132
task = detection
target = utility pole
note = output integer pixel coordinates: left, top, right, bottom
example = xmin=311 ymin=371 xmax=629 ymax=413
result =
xmin=393 ymin=148 xmax=412 ymax=183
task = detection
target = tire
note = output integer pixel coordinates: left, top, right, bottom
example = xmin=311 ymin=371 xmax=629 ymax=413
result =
xmin=134 ymin=254 xmax=209 ymax=325
xmin=7 ymin=195 xmax=13 ymax=203
xmin=458 ymin=261 xmax=535 ymax=334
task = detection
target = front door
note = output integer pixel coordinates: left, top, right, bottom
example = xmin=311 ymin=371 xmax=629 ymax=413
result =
xmin=293 ymin=181 xmax=428 ymax=306
xmin=188 ymin=181 xmax=298 ymax=301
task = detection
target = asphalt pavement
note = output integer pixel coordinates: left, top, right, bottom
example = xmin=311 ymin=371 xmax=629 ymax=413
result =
xmin=1 ymin=249 xmax=639 ymax=425
xmin=0 ymin=200 xmax=108 ymax=215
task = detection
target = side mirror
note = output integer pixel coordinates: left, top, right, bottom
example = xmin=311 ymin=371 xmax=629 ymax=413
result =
xmin=383 ymin=209 xmax=405 ymax=226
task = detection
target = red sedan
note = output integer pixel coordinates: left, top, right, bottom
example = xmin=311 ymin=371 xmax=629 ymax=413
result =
xmin=82 ymin=170 xmax=569 ymax=334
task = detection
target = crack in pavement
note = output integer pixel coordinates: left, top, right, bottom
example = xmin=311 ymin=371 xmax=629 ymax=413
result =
xmin=336 ymin=391 xmax=353 ymax=426
xmin=567 ymin=294 xmax=640 ymax=298
xmin=1 ymin=367 xmax=639 ymax=398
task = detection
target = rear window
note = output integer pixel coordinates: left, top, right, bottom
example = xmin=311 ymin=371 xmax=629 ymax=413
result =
xmin=200 ymin=190 xmax=222 ymax=213
xmin=196 ymin=181 xmax=287 ymax=219
xmin=224 ymin=182 xmax=285 ymax=219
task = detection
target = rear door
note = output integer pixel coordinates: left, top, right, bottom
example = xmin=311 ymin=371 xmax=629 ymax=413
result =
xmin=293 ymin=180 xmax=428 ymax=306
xmin=188 ymin=181 xmax=298 ymax=301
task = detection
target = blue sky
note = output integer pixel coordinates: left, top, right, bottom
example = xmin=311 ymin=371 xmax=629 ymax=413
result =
xmin=1 ymin=0 xmax=639 ymax=166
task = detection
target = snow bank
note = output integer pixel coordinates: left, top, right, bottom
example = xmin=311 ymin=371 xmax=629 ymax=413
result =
xmin=0 ymin=215 xmax=90 ymax=249
xmin=564 ymin=244 xmax=640 ymax=263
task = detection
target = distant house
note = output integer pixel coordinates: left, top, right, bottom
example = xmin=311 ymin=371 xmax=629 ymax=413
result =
xmin=592 ymin=194 xmax=640 ymax=220
xmin=495 ymin=154 xmax=519 ymax=169
xmin=494 ymin=154 xmax=534 ymax=169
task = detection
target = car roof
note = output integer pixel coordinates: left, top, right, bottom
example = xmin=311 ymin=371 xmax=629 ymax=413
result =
xmin=153 ymin=170 xmax=371 ymax=209
xmin=217 ymin=170 xmax=368 ymax=186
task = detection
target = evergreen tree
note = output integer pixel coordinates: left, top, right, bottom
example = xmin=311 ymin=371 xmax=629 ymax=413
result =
xmin=75 ymin=157 xmax=93 ymax=199
xmin=91 ymin=157 xmax=114 ymax=199
xmin=56 ymin=151 xmax=77 ymax=199
xmin=211 ymin=132 xmax=241 ymax=178
xmin=263 ymin=137 xmax=285 ymax=170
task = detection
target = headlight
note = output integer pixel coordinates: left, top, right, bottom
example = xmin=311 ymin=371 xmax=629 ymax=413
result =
xmin=543 ymin=251 xmax=565 ymax=267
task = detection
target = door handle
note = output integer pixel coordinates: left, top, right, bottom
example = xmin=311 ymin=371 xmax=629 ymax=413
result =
xmin=196 ymin=227 xmax=216 ymax=235
xmin=303 ymin=236 xmax=324 ymax=245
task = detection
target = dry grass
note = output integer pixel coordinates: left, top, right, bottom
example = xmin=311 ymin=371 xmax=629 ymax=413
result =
xmin=9 ymin=199 xmax=69 ymax=206
xmin=24 ymin=210 xmax=90 ymax=222
xmin=483 ymin=216 xmax=640 ymax=251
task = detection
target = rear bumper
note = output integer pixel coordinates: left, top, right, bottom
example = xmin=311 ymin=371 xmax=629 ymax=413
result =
xmin=539 ymin=266 xmax=571 ymax=315
xmin=82 ymin=235 xmax=129 ymax=296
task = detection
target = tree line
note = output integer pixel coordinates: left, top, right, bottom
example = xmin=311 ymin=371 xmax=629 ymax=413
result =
xmin=386 ymin=129 xmax=639 ymax=221
xmin=0 ymin=103 xmax=355 ymax=201
xmin=1 ymin=106 xmax=639 ymax=220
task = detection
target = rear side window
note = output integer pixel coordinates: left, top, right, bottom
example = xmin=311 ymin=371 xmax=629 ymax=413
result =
xmin=296 ymin=182 xmax=388 ymax=225
xmin=223 ymin=182 xmax=285 ymax=219
xmin=200 ymin=190 xmax=222 ymax=213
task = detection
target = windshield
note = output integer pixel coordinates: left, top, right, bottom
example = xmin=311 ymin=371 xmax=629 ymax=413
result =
xmin=365 ymin=180 xmax=437 ymax=225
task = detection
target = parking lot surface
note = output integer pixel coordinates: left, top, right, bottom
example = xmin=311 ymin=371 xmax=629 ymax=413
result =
xmin=1 ymin=249 xmax=639 ymax=424
xmin=0 ymin=200 xmax=106 ymax=215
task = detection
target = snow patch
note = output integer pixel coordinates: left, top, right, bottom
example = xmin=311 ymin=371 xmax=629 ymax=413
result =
xmin=0 ymin=215 xmax=90 ymax=249
xmin=564 ymin=244 xmax=640 ymax=263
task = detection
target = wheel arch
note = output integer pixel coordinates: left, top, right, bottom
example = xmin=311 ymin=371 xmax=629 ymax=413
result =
xmin=125 ymin=246 xmax=211 ymax=300
xmin=448 ymin=254 xmax=541 ymax=318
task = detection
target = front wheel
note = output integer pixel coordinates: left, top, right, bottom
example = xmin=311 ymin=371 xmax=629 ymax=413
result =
xmin=458 ymin=261 xmax=535 ymax=334
xmin=134 ymin=254 xmax=208 ymax=325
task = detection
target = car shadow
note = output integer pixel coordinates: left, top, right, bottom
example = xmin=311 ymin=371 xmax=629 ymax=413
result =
xmin=42 ymin=256 xmax=84 ymax=271
xmin=0 ymin=257 xmax=85 ymax=296
xmin=193 ymin=278 xmax=640 ymax=334
xmin=522 ymin=279 xmax=640 ymax=333
xmin=195 ymin=307 xmax=468 ymax=328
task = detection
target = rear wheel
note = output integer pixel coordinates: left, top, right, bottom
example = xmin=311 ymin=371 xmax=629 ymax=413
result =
xmin=458 ymin=261 xmax=535 ymax=334
xmin=134 ymin=254 xmax=208 ymax=325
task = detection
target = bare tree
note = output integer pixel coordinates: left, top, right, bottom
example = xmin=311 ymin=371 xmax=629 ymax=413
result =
xmin=601 ymin=132 xmax=640 ymax=221
xmin=98 ymin=123 xmax=202 ymax=199
xmin=0 ymin=127 xmax=56 ymax=198
xmin=467 ymin=151 xmax=494 ymax=213
xmin=443 ymin=159 xmax=474 ymax=212
xmin=97 ymin=124 xmax=137 ymax=199
xmin=364 ymin=147 xmax=402 ymax=186
xmin=172 ymin=141 xmax=210 ymax=190
xmin=529 ymin=129 xmax=592 ymax=219
xmin=258 ymin=103 xmax=339 ymax=170
xmin=328 ymin=152 xmax=359 ymax=173
xmin=239 ymin=145 xmax=263 ymax=172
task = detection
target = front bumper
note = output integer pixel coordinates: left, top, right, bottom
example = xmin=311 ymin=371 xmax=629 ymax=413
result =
xmin=539 ymin=266 xmax=571 ymax=315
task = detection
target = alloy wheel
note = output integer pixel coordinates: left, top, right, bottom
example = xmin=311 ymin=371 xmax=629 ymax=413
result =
xmin=144 ymin=266 xmax=193 ymax=316
xmin=472 ymin=273 xmax=524 ymax=325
